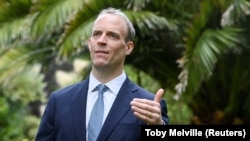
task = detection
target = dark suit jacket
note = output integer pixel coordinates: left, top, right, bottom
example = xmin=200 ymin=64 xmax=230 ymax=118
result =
xmin=35 ymin=76 xmax=169 ymax=141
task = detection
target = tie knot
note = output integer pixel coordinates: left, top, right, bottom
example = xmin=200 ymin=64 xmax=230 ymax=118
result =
xmin=97 ymin=84 xmax=108 ymax=94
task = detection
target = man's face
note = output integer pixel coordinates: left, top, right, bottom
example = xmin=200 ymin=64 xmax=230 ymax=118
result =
xmin=88 ymin=13 xmax=134 ymax=70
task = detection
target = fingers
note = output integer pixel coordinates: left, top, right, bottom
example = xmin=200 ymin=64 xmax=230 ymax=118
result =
xmin=132 ymin=108 xmax=159 ymax=124
xmin=132 ymin=88 xmax=164 ymax=105
xmin=134 ymin=110 xmax=154 ymax=120
xmin=154 ymin=88 xmax=164 ymax=103
xmin=130 ymin=88 xmax=165 ymax=125
xmin=147 ymin=111 xmax=152 ymax=118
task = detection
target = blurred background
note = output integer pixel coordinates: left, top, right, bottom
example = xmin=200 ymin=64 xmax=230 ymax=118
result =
xmin=0 ymin=0 xmax=250 ymax=140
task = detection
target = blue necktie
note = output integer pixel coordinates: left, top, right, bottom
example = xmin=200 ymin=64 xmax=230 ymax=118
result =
xmin=88 ymin=84 xmax=107 ymax=141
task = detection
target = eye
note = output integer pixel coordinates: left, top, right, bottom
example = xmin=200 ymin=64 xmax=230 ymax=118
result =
xmin=92 ymin=31 xmax=101 ymax=37
xmin=108 ymin=32 xmax=119 ymax=39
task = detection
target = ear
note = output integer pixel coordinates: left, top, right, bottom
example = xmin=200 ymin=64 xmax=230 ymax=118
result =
xmin=125 ymin=41 xmax=134 ymax=55
xmin=87 ymin=38 xmax=91 ymax=52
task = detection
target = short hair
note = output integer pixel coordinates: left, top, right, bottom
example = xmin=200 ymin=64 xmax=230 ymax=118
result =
xmin=94 ymin=7 xmax=135 ymax=42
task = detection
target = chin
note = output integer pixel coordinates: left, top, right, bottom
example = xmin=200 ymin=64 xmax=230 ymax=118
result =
xmin=93 ymin=61 xmax=108 ymax=67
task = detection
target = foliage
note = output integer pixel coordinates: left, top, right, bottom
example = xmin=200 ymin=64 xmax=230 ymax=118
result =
xmin=0 ymin=64 xmax=46 ymax=141
xmin=0 ymin=0 xmax=250 ymax=140
xmin=176 ymin=0 xmax=250 ymax=124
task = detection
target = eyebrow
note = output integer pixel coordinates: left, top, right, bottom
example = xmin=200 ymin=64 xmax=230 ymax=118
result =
xmin=92 ymin=29 xmax=121 ymax=36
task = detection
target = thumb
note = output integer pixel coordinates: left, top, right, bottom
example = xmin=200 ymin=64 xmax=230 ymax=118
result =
xmin=154 ymin=88 xmax=164 ymax=103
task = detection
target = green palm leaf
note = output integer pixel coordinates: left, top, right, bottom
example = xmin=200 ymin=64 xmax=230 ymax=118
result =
xmin=0 ymin=0 xmax=33 ymax=47
xmin=124 ymin=0 xmax=150 ymax=10
xmin=128 ymin=11 xmax=172 ymax=37
xmin=175 ymin=0 xmax=244 ymax=97
xmin=0 ymin=15 xmax=34 ymax=47
xmin=31 ymin=0 xmax=85 ymax=39
xmin=56 ymin=15 xmax=93 ymax=60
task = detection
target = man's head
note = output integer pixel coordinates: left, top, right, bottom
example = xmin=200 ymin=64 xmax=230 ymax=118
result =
xmin=88 ymin=8 xmax=135 ymax=73
xmin=94 ymin=8 xmax=135 ymax=42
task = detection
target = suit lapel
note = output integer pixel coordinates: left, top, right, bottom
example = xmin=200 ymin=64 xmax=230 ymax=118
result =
xmin=70 ymin=78 xmax=89 ymax=141
xmin=97 ymin=78 xmax=137 ymax=141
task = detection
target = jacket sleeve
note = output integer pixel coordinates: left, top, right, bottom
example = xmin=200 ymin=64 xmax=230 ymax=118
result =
xmin=35 ymin=93 xmax=55 ymax=141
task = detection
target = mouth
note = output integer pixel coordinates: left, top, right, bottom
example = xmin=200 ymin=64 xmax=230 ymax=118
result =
xmin=95 ymin=50 xmax=108 ymax=54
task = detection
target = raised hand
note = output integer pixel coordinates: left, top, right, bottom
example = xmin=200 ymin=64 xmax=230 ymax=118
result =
xmin=130 ymin=88 xmax=164 ymax=125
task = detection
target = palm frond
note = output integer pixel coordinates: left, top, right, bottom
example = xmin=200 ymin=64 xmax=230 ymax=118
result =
xmin=221 ymin=0 xmax=250 ymax=26
xmin=124 ymin=0 xmax=150 ymax=10
xmin=31 ymin=0 xmax=85 ymax=39
xmin=176 ymin=27 xmax=242 ymax=98
xmin=56 ymin=9 xmax=94 ymax=60
xmin=127 ymin=11 xmax=174 ymax=38
xmin=0 ymin=43 xmax=52 ymax=84
xmin=0 ymin=0 xmax=32 ymax=23
xmin=175 ymin=0 xmax=246 ymax=98
xmin=0 ymin=0 xmax=34 ymax=47
xmin=0 ymin=15 xmax=34 ymax=47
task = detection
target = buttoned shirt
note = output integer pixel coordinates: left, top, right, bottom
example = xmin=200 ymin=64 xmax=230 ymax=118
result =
xmin=86 ymin=71 xmax=126 ymax=128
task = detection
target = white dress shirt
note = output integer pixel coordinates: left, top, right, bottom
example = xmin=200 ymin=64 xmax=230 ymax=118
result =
xmin=86 ymin=71 xmax=126 ymax=128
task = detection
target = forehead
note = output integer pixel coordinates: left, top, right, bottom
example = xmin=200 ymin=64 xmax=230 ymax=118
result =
xmin=92 ymin=14 xmax=128 ymax=33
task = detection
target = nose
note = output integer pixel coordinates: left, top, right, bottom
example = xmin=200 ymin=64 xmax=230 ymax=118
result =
xmin=97 ymin=34 xmax=107 ymax=45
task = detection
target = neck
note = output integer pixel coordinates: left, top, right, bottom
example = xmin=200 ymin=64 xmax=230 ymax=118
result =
xmin=92 ymin=66 xmax=123 ymax=84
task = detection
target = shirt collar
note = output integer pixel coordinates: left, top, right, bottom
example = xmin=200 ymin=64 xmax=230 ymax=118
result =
xmin=88 ymin=71 xmax=126 ymax=95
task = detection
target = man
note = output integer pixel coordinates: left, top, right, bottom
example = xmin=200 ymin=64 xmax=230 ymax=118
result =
xmin=35 ymin=7 xmax=169 ymax=141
